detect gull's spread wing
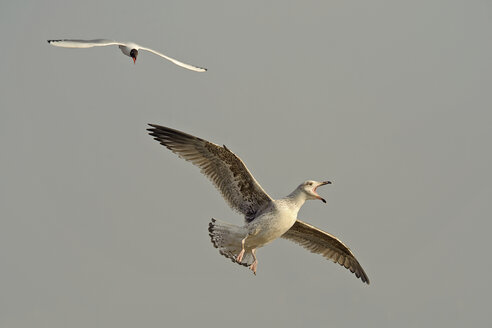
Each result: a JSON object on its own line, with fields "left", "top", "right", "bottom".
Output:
{"left": 139, "top": 46, "right": 207, "bottom": 72}
{"left": 47, "top": 39, "right": 123, "bottom": 48}
{"left": 282, "top": 220, "right": 370, "bottom": 284}
{"left": 148, "top": 124, "right": 272, "bottom": 220}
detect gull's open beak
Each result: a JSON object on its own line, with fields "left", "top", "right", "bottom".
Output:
{"left": 314, "top": 181, "right": 331, "bottom": 203}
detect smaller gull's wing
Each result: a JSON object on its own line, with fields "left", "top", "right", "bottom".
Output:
{"left": 47, "top": 39, "right": 124, "bottom": 48}
{"left": 282, "top": 220, "right": 370, "bottom": 284}
{"left": 147, "top": 124, "right": 272, "bottom": 219}
{"left": 139, "top": 46, "right": 207, "bottom": 72}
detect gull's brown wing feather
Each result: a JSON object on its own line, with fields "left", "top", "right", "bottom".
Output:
{"left": 282, "top": 220, "right": 370, "bottom": 284}
{"left": 148, "top": 124, "right": 272, "bottom": 220}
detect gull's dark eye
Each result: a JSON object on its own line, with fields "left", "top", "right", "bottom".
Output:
{"left": 308, "top": 182, "right": 313, "bottom": 186}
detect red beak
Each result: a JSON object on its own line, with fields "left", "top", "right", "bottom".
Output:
{"left": 133, "top": 57, "right": 136, "bottom": 64}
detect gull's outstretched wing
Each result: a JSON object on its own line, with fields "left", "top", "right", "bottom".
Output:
{"left": 147, "top": 124, "right": 272, "bottom": 220}
{"left": 139, "top": 46, "right": 207, "bottom": 72}
{"left": 47, "top": 39, "right": 124, "bottom": 48}
{"left": 282, "top": 220, "right": 370, "bottom": 284}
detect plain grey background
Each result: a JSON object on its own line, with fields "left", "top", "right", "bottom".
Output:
{"left": 1, "top": 0, "right": 491, "bottom": 327}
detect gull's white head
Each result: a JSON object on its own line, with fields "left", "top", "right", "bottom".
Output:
{"left": 298, "top": 180, "right": 332, "bottom": 203}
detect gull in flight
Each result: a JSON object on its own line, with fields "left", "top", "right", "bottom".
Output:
{"left": 47, "top": 39, "right": 207, "bottom": 72}
{"left": 148, "top": 124, "right": 369, "bottom": 284}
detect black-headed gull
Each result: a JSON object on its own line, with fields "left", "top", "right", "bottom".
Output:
{"left": 47, "top": 39, "right": 207, "bottom": 72}
{"left": 147, "top": 124, "right": 369, "bottom": 284}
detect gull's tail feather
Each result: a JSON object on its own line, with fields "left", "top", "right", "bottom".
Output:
{"left": 208, "top": 218, "right": 253, "bottom": 267}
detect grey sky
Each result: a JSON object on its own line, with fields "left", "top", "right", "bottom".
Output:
{"left": 1, "top": 1, "right": 491, "bottom": 327}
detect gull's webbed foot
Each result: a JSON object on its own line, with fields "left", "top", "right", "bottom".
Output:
{"left": 236, "top": 236, "right": 247, "bottom": 263}
{"left": 249, "top": 260, "right": 258, "bottom": 275}
{"left": 236, "top": 249, "right": 245, "bottom": 263}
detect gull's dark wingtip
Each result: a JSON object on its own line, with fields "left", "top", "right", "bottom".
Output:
{"left": 195, "top": 66, "right": 207, "bottom": 72}
{"left": 356, "top": 266, "right": 370, "bottom": 285}
{"left": 147, "top": 124, "right": 160, "bottom": 138}
{"left": 147, "top": 123, "right": 163, "bottom": 132}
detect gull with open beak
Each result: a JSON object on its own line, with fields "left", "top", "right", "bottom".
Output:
{"left": 311, "top": 180, "right": 332, "bottom": 203}
{"left": 148, "top": 124, "right": 369, "bottom": 284}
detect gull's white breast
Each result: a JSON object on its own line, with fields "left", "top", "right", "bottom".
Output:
{"left": 244, "top": 199, "right": 300, "bottom": 249}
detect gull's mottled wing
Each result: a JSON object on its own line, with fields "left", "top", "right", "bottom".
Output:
{"left": 139, "top": 46, "right": 207, "bottom": 72}
{"left": 147, "top": 124, "right": 272, "bottom": 219}
{"left": 47, "top": 39, "right": 124, "bottom": 48}
{"left": 282, "top": 220, "right": 370, "bottom": 284}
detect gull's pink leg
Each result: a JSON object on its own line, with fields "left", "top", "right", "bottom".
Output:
{"left": 236, "top": 236, "right": 247, "bottom": 263}
{"left": 249, "top": 249, "right": 258, "bottom": 275}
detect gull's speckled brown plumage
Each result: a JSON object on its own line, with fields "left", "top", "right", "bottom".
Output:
{"left": 148, "top": 124, "right": 272, "bottom": 222}
{"left": 282, "top": 220, "right": 369, "bottom": 284}
{"left": 147, "top": 124, "right": 370, "bottom": 284}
